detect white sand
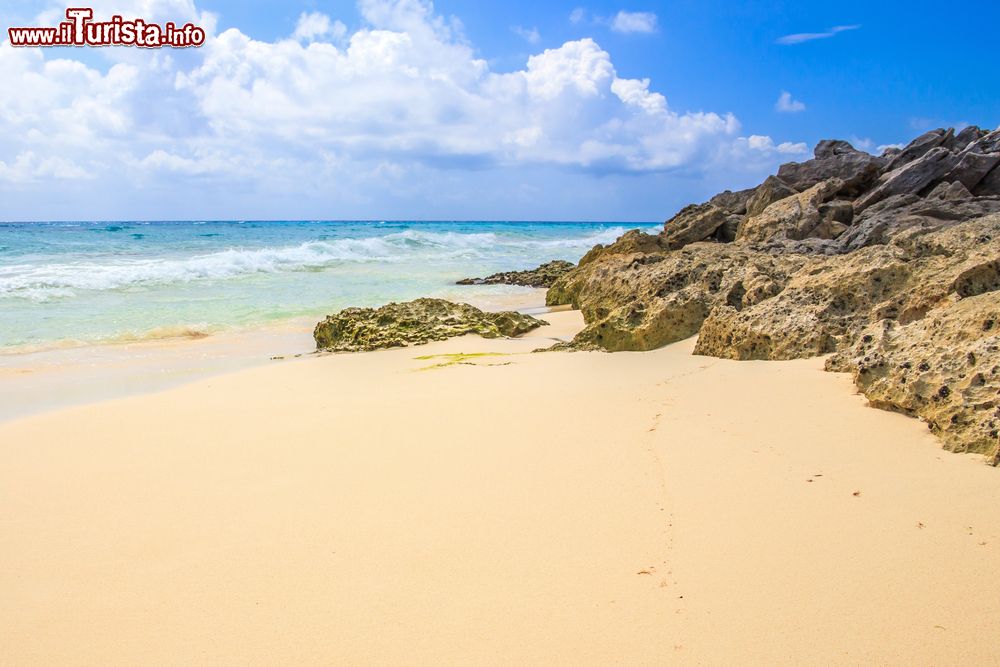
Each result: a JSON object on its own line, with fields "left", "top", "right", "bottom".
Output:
{"left": 1, "top": 310, "right": 998, "bottom": 665}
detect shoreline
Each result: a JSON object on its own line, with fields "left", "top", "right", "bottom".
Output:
{"left": 0, "top": 288, "right": 551, "bottom": 423}
{"left": 2, "top": 311, "right": 998, "bottom": 664}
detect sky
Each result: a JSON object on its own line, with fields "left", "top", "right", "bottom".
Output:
{"left": 1, "top": 0, "right": 998, "bottom": 222}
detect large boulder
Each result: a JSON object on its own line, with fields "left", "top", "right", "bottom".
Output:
{"left": 736, "top": 178, "right": 844, "bottom": 243}
{"left": 837, "top": 194, "right": 1000, "bottom": 252}
{"left": 661, "top": 203, "right": 733, "bottom": 249}
{"left": 975, "top": 165, "right": 1000, "bottom": 196}
{"left": 854, "top": 147, "right": 959, "bottom": 212}
{"left": 456, "top": 260, "right": 575, "bottom": 287}
{"left": 693, "top": 246, "right": 912, "bottom": 359}
{"left": 577, "top": 229, "right": 670, "bottom": 267}
{"left": 313, "top": 298, "right": 546, "bottom": 351}
{"left": 745, "top": 176, "right": 798, "bottom": 217}
{"left": 776, "top": 141, "right": 882, "bottom": 195}
{"left": 883, "top": 128, "right": 952, "bottom": 171}
{"left": 827, "top": 291, "right": 1000, "bottom": 464}
{"left": 550, "top": 244, "right": 804, "bottom": 351}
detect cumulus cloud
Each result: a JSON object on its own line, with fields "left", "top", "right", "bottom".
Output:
{"left": 610, "top": 10, "right": 658, "bottom": 34}
{"left": 569, "top": 7, "right": 586, "bottom": 24}
{"left": 0, "top": 0, "right": 805, "bottom": 218}
{"left": 775, "top": 91, "right": 805, "bottom": 113}
{"left": 293, "top": 12, "right": 348, "bottom": 42}
{"left": 776, "top": 24, "right": 859, "bottom": 45}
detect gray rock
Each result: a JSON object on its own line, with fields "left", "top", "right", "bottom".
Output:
{"left": 927, "top": 181, "right": 974, "bottom": 200}
{"left": 884, "top": 128, "right": 950, "bottom": 171}
{"left": 941, "top": 151, "right": 1000, "bottom": 191}
{"left": 837, "top": 194, "right": 1000, "bottom": 252}
{"left": 662, "top": 203, "right": 730, "bottom": 249}
{"left": 974, "top": 165, "right": 1000, "bottom": 196}
{"left": 708, "top": 187, "right": 757, "bottom": 215}
{"left": 456, "top": 260, "right": 575, "bottom": 287}
{"left": 814, "top": 139, "right": 860, "bottom": 159}
{"left": 777, "top": 142, "right": 882, "bottom": 196}
{"left": 746, "top": 176, "right": 798, "bottom": 217}
{"left": 948, "top": 125, "right": 986, "bottom": 152}
{"left": 855, "top": 147, "right": 959, "bottom": 213}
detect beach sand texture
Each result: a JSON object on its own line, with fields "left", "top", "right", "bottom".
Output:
{"left": 1, "top": 311, "right": 999, "bottom": 665}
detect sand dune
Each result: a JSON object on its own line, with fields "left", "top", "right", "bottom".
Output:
{"left": 1, "top": 310, "right": 998, "bottom": 665}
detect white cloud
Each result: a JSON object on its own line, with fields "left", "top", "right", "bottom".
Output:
{"left": 610, "top": 11, "right": 658, "bottom": 34}
{"left": 0, "top": 0, "right": 805, "bottom": 219}
{"left": 512, "top": 25, "right": 540, "bottom": 44}
{"left": 293, "top": 12, "right": 347, "bottom": 42}
{"left": 776, "top": 24, "right": 859, "bottom": 45}
{"left": 569, "top": 7, "right": 586, "bottom": 24}
{"left": 775, "top": 90, "right": 805, "bottom": 113}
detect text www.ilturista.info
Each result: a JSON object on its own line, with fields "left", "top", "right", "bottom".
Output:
{"left": 8, "top": 8, "right": 205, "bottom": 48}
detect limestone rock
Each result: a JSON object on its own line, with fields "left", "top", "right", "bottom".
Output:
{"left": 837, "top": 195, "right": 1000, "bottom": 252}
{"left": 883, "top": 128, "right": 950, "bottom": 171}
{"left": 662, "top": 203, "right": 731, "bottom": 249}
{"left": 456, "top": 260, "right": 574, "bottom": 288}
{"left": 776, "top": 142, "right": 882, "bottom": 195}
{"left": 827, "top": 292, "right": 1000, "bottom": 464}
{"left": 736, "top": 178, "right": 844, "bottom": 243}
{"left": 854, "top": 147, "right": 959, "bottom": 212}
{"left": 975, "top": 165, "right": 1000, "bottom": 196}
{"left": 708, "top": 187, "right": 757, "bottom": 215}
{"left": 942, "top": 151, "right": 1000, "bottom": 191}
{"left": 313, "top": 298, "right": 546, "bottom": 351}
{"left": 554, "top": 244, "right": 804, "bottom": 351}
{"left": 746, "top": 176, "right": 798, "bottom": 217}
{"left": 577, "top": 229, "right": 670, "bottom": 267}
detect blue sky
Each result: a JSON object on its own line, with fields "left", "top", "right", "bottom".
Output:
{"left": 1, "top": 0, "right": 997, "bottom": 221}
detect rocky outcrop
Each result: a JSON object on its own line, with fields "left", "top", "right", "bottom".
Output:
{"left": 826, "top": 291, "right": 1000, "bottom": 464}
{"left": 314, "top": 298, "right": 546, "bottom": 352}
{"left": 456, "top": 260, "right": 574, "bottom": 288}
{"left": 546, "top": 124, "right": 1000, "bottom": 462}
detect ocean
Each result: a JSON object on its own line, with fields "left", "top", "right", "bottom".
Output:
{"left": 0, "top": 220, "right": 655, "bottom": 353}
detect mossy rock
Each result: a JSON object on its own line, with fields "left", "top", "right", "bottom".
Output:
{"left": 314, "top": 298, "right": 547, "bottom": 352}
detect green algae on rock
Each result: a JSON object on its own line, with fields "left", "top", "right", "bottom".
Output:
{"left": 313, "top": 298, "right": 547, "bottom": 352}
{"left": 456, "top": 260, "right": 575, "bottom": 288}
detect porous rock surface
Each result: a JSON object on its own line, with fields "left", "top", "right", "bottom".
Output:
{"left": 456, "top": 260, "right": 575, "bottom": 288}
{"left": 546, "top": 125, "right": 1000, "bottom": 462}
{"left": 314, "top": 298, "right": 546, "bottom": 352}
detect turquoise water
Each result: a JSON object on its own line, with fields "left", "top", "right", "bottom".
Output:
{"left": 0, "top": 221, "right": 653, "bottom": 351}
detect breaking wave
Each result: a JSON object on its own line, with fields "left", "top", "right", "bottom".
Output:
{"left": 0, "top": 225, "right": 649, "bottom": 301}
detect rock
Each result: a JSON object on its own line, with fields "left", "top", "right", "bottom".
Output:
{"left": 313, "top": 298, "right": 546, "bottom": 351}
{"left": 948, "top": 125, "right": 987, "bottom": 153}
{"left": 578, "top": 229, "right": 670, "bottom": 267}
{"left": 963, "top": 128, "right": 1000, "bottom": 155}
{"left": 883, "top": 128, "right": 950, "bottom": 171}
{"left": 708, "top": 187, "right": 757, "bottom": 215}
{"left": 854, "top": 147, "right": 959, "bottom": 213}
{"left": 941, "top": 151, "right": 1000, "bottom": 191}
{"left": 662, "top": 203, "right": 731, "bottom": 249}
{"left": 746, "top": 176, "right": 798, "bottom": 217}
{"left": 837, "top": 195, "right": 1000, "bottom": 252}
{"left": 456, "top": 260, "right": 575, "bottom": 288}
{"left": 551, "top": 244, "right": 805, "bottom": 351}
{"left": 814, "top": 139, "right": 860, "bottom": 159}
{"left": 776, "top": 142, "right": 882, "bottom": 195}
{"left": 927, "top": 181, "right": 974, "bottom": 200}
{"left": 975, "top": 165, "right": 1000, "bottom": 196}
{"left": 736, "top": 178, "right": 844, "bottom": 244}
{"left": 693, "top": 246, "right": 912, "bottom": 359}
{"left": 826, "top": 291, "right": 1000, "bottom": 464}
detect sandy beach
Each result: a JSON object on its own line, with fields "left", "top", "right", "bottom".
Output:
{"left": 1, "top": 309, "right": 998, "bottom": 665}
